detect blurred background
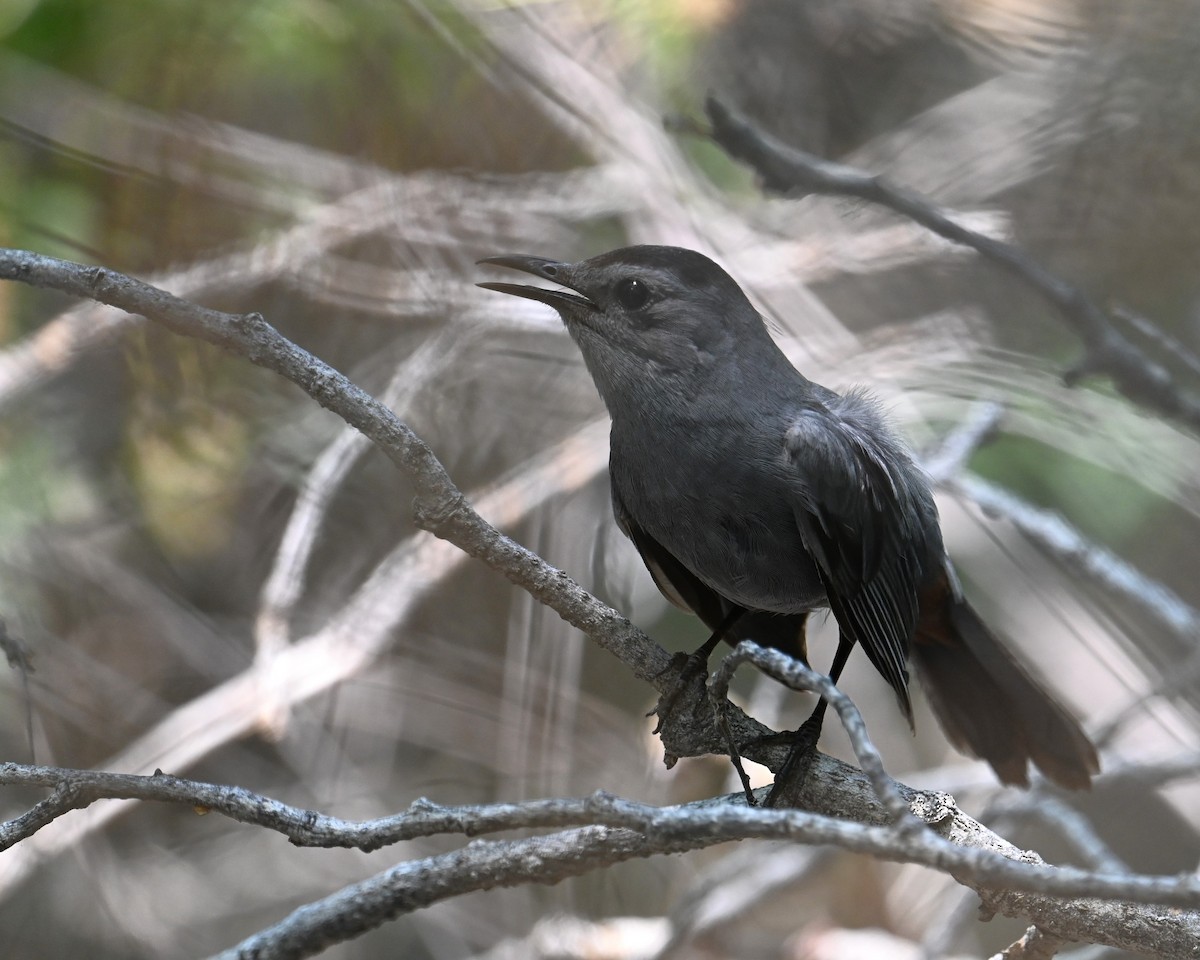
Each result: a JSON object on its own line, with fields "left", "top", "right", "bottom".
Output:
{"left": 1, "top": 0, "right": 1199, "bottom": 957}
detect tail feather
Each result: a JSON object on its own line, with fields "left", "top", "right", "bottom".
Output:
{"left": 912, "top": 571, "right": 1099, "bottom": 789}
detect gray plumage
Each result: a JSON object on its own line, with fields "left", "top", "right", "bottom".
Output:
{"left": 479, "top": 244, "right": 1097, "bottom": 789}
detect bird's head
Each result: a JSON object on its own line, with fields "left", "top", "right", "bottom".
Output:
{"left": 478, "top": 245, "right": 778, "bottom": 413}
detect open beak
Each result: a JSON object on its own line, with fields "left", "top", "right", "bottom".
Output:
{"left": 476, "top": 255, "right": 594, "bottom": 310}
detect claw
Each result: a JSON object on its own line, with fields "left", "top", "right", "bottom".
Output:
{"left": 648, "top": 651, "right": 710, "bottom": 734}
{"left": 764, "top": 715, "right": 825, "bottom": 808}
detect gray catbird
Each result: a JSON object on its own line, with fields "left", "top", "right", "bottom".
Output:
{"left": 479, "top": 244, "right": 1098, "bottom": 794}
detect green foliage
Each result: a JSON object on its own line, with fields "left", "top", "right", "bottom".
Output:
{"left": 3, "top": 0, "right": 493, "bottom": 161}
{"left": 971, "top": 435, "right": 1165, "bottom": 548}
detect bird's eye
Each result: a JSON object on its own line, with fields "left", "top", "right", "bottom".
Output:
{"left": 614, "top": 277, "right": 650, "bottom": 310}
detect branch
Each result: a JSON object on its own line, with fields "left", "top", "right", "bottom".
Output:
{"left": 209, "top": 824, "right": 704, "bottom": 960}
{"left": 250, "top": 327, "right": 464, "bottom": 736}
{"left": 921, "top": 401, "right": 1005, "bottom": 484}
{"left": 5, "top": 761, "right": 1200, "bottom": 959}
{"left": 709, "top": 642, "right": 915, "bottom": 823}
{"left": 700, "top": 95, "right": 1200, "bottom": 433}
{"left": 1002, "top": 795, "right": 1128, "bottom": 875}
{"left": 946, "top": 473, "right": 1200, "bottom": 647}
{"left": 0, "top": 248, "right": 667, "bottom": 685}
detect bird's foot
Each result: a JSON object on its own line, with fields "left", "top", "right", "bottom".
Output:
{"left": 647, "top": 649, "right": 712, "bottom": 735}
{"left": 763, "top": 715, "right": 825, "bottom": 808}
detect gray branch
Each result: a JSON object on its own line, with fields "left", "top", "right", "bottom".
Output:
{"left": 700, "top": 95, "right": 1200, "bottom": 432}
{"left": 3, "top": 760, "right": 1200, "bottom": 959}
{"left": 0, "top": 247, "right": 669, "bottom": 687}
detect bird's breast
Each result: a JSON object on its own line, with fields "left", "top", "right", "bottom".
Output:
{"left": 609, "top": 414, "right": 827, "bottom": 614}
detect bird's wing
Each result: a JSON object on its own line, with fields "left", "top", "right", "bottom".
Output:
{"left": 783, "top": 396, "right": 930, "bottom": 718}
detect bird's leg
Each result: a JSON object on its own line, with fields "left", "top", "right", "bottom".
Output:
{"left": 648, "top": 605, "right": 745, "bottom": 735}
{"left": 764, "top": 634, "right": 855, "bottom": 808}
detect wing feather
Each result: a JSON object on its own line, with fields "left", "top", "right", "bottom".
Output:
{"left": 784, "top": 393, "right": 938, "bottom": 716}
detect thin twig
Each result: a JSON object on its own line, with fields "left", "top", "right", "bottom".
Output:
{"left": 250, "top": 328, "right": 464, "bottom": 737}
{"left": 990, "top": 925, "right": 1068, "bottom": 960}
{"left": 0, "top": 618, "right": 35, "bottom": 763}
{"left": 922, "top": 401, "right": 1005, "bottom": 484}
{"left": 709, "top": 641, "right": 915, "bottom": 823}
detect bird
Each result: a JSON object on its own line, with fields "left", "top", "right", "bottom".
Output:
{"left": 478, "top": 244, "right": 1098, "bottom": 798}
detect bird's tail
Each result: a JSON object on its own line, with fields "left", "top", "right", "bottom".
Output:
{"left": 911, "top": 570, "right": 1099, "bottom": 789}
